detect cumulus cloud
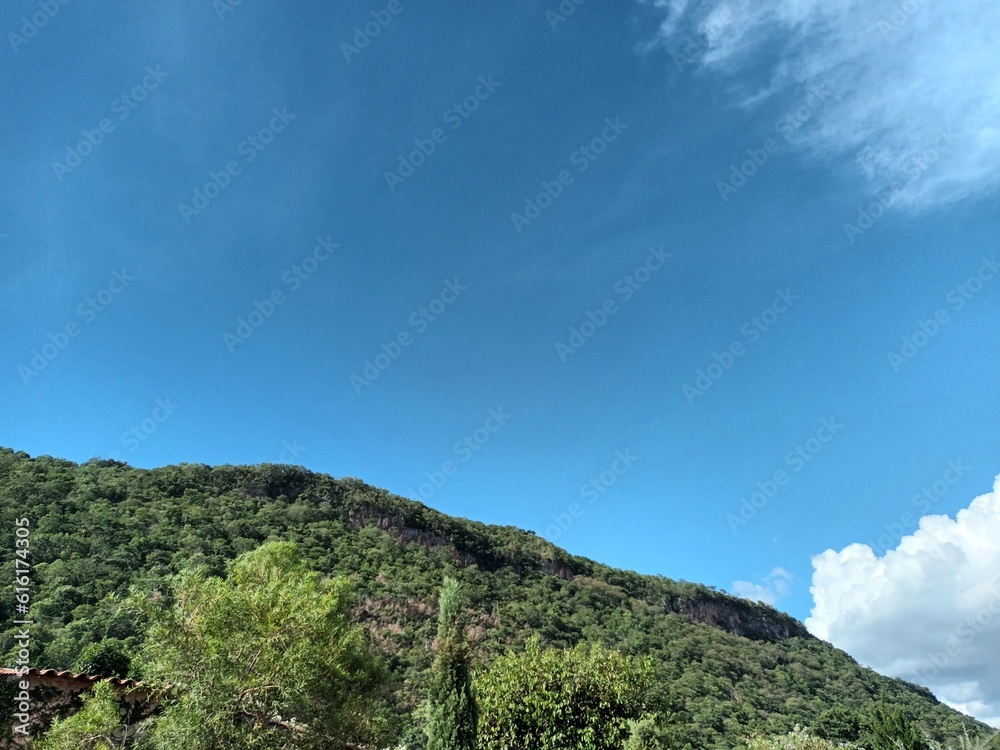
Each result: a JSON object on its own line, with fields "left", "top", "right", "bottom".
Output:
{"left": 733, "top": 567, "right": 793, "bottom": 606}
{"left": 806, "top": 476, "right": 1000, "bottom": 728}
{"left": 646, "top": 0, "right": 1000, "bottom": 208}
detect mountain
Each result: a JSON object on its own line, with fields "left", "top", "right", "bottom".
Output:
{"left": 0, "top": 447, "right": 990, "bottom": 748}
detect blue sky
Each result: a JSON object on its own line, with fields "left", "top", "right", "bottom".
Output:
{"left": 2, "top": 0, "right": 999, "bottom": 723}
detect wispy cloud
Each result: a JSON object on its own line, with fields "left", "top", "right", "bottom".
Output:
{"left": 732, "top": 567, "right": 793, "bottom": 606}
{"left": 807, "top": 476, "right": 1000, "bottom": 728}
{"left": 644, "top": 0, "right": 1000, "bottom": 208}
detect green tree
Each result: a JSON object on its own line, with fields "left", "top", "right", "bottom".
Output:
{"left": 476, "top": 637, "right": 654, "bottom": 750}
{"left": 129, "top": 541, "right": 386, "bottom": 750}
{"left": 867, "top": 703, "right": 930, "bottom": 750}
{"left": 425, "top": 577, "right": 477, "bottom": 750}
{"left": 814, "top": 704, "right": 863, "bottom": 743}
{"left": 73, "top": 639, "right": 134, "bottom": 680}
{"left": 33, "top": 682, "right": 125, "bottom": 750}
{"left": 623, "top": 715, "right": 669, "bottom": 750}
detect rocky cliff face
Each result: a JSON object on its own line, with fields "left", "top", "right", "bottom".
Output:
{"left": 664, "top": 597, "right": 810, "bottom": 640}
{"left": 342, "top": 500, "right": 810, "bottom": 643}
{"left": 215, "top": 469, "right": 811, "bottom": 644}
{"left": 345, "top": 505, "right": 478, "bottom": 567}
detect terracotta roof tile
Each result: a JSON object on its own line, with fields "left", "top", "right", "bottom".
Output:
{"left": 0, "top": 666, "right": 144, "bottom": 690}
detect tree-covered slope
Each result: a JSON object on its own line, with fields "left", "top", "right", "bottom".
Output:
{"left": 0, "top": 448, "right": 990, "bottom": 748}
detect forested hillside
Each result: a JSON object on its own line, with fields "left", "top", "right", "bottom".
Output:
{"left": 0, "top": 448, "right": 990, "bottom": 748}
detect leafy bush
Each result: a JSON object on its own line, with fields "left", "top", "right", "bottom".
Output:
{"left": 623, "top": 714, "right": 670, "bottom": 750}
{"left": 72, "top": 639, "right": 134, "bottom": 680}
{"left": 476, "top": 637, "right": 654, "bottom": 750}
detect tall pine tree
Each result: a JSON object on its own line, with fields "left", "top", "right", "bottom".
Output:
{"left": 425, "top": 577, "right": 478, "bottom": 750}
{"left": 867, "top": 703, "right": 930, "bottom": 750}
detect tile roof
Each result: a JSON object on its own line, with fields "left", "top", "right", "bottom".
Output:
{"left": 0, "top": 667, "right": 144, "bottom": 691}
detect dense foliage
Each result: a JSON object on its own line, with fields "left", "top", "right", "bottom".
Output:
{"left": 867, "top": 704, "right": 931, "bottom": 750}
{"left": 476, "top": 638, "right": 656, "bottom": 749}
{"left": 0, "top": 448, "right": 993, "bottom": 748}
{"left": 623, "top": 715, "right": 672, "bottom": 750}
{"left": 72, "top": 639, "right": 135, "bottom": 680}
{"left": 130, "top": 541, "right": 385, "bottom": 749}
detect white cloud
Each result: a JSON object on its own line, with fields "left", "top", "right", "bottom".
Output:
{"left": 733, "top": 567, "right": 793, "bottom": 605}
{"left": 646, "top": 0, "right": 1000, "bottom": 208}
{"left": 806, "top": 476, "right": 1000, "bottom": 728}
